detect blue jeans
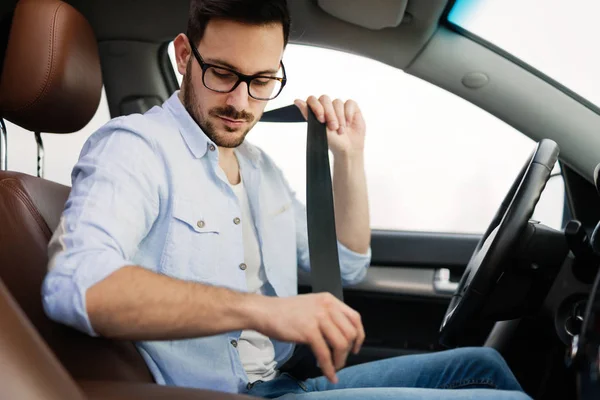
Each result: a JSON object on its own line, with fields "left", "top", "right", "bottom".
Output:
{"left": 246, "top": 347, "right": 531, "bottom": 399}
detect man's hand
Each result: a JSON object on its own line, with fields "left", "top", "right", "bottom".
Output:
{"left": 253, "top": 293, "right": 365, "bottom": 384}
{"left": 294, "top": 95, "right": 371, "bottom": 255}
{"left": 294, "top": 96, "right": 366, "bottom": 159}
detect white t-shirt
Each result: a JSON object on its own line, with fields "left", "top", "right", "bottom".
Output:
{"left": 230, "top": 178, "right": 278, "bottom": 383}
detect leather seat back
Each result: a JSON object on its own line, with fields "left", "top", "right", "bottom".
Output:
{"left": 0, "top": 270, "right": 85, "bottom": 400}
{"left": 0, "top": 0, "right": 153, "bottom": 383}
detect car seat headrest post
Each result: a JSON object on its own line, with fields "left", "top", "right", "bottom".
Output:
{"left": 0, "top": 118, "right": 6, "bottom": 171}
{"left": 34, "top": 131, "right": 44, "bottom": 178}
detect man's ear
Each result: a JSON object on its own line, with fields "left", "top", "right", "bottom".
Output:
{"left": 173, "top": 33, "right": 191, "bottom": 76}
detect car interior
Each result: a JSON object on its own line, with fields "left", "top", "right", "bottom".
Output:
{"left": 0, "top": 0, "right": 600, "bottom": 399}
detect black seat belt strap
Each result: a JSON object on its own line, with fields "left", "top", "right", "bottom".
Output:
{"left": 306, "top": 108, "right": 344, "bottom": 301}
{"left": 278, "top": 108, "right": 344, "bottom": 379}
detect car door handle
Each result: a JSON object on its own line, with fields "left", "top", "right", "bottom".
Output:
{"left": 433, "top": 268, "right": 459, "bottom": 295}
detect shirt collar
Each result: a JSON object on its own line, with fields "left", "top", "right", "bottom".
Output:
{"left": 165, "top": 91, "right": 262, "bottom": 168}
{"left": 164, "top": 91, "right": 211, "bottom": 159}
{"left": 235, "top": 141, "right": 261, "bottom": 169}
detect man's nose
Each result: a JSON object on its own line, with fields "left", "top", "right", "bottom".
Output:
{"left": 226, "top": 81, "right": 250, "bottom": 111}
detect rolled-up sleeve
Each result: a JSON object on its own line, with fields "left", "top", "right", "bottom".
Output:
{"left": 42, "top": 123, "right": 163, "bottom": 336}
{"left": 335, "top": 240, "right": 371, "bottom": 285}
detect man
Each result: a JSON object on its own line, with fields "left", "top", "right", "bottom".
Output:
{"left": 42, "top": 0, "right": 530, "bottom": 398}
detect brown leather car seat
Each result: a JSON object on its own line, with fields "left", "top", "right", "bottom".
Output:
{"left": 0, "top": 2, "right": 258, "bottom": 399}
{"left": 0, "top": 1, "right": 261, "bottom": 398}
{"left": 0, "top": 0, "right": 154, "bottom": 383}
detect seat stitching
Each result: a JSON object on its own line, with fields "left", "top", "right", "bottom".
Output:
{"left": 0, "top": 179, "right": 52, "bottom": 239}
{"left": 11, "top": 3, "right": 63, "bottom": 113}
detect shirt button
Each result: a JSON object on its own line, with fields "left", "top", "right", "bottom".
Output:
{"left": 197, "top": 220, "right": 205, "bottom": 228}
{"left": 230, "top": 339, "right": 238, "bottom": 348}
{"left": 233, "top": 217, "right": 241, "bottom": 225}
{"left": 209, "top": 144, "right": 216, "bottom": 151}
{"left": 239, "top": 263, "right": 247, "bottom": 271}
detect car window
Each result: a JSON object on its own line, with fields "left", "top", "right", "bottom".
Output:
{"left": 448, "top": 0, "right": 600, "bottom": 108}
{"left": 3, "top": 87, "right": 110, "bottom": 186}
{"left": 168, "top": 43, "right": 565, "bottom": 234}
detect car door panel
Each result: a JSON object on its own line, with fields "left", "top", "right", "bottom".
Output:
{"left": 299, "top": 230, "right": 480, "bottom": 364}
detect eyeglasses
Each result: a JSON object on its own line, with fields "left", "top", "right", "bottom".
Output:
{"left": 189, "top": 43, "right": 287, "bottom": 101}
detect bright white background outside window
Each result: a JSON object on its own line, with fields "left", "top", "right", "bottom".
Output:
{"left": 449, "top": 0, "right": 600, "bottom": 107}
{"left": 169, "top": 43, "right": 565, "bottom": 233}
{"left": 1, "top": 36, "right": 566, "bottom": 234}
{"left": 3, "top": 88, "right": 110, "bottom": 186}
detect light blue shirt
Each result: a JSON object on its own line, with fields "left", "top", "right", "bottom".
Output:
{"left": 42, "top": 92, "right": 371, "bottom": 393}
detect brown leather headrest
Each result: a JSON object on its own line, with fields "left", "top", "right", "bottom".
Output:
{"left": 0, "top": 0, "right": 102, "bottom": 134}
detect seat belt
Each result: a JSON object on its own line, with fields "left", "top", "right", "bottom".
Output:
{"left": 259, "top": 104, "right": 306, "bottom": 124}
{"left": 261, "top": 105, "right": 344, "bottom": 299}
{"left": 261, "top": 105, "right": 345, "bottom": 378}
{"left": 305, "top": 108, "right": 344, "bottom": 301}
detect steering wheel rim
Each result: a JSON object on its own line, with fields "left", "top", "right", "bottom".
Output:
{"left": 439, "top": 139, "right": 560, "bottom": 347}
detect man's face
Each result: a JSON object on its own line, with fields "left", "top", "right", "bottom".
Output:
{"left": 181, "top": 19, "right": 284, "bottom": 148}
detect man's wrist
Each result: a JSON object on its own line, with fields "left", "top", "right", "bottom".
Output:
{"left": 239, "top": 292, "right": 271, "bottom": 332}
{"left": 333, "top": 150, "right": 365, "bottom": 172}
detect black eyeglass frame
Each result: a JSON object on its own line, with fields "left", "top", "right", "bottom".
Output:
{"left": 189, "top": 43, "right": 287, "bottom": 101}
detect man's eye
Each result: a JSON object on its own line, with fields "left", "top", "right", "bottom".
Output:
{"left": 253, "top": 79, "right": 271, "bottom": 86}
{"left": 213, "top": 70, "right": 235, "bottom": 79}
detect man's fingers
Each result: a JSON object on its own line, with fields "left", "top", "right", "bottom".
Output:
{"left": 340, "top": 306, "right": 365, "bottom": 354}
{"left": 309, "top": 332, "right": 338, "bottom": 384}
{"left": 353, "top": 319, "right": 365, "bottom": 354}
{"left": 344, "top": 99, "right": 357, "bottom": 119}
{"left": 318, "top": 95, "right": 339, "bottom": 131}
{"left": 320, "top": 317, "right": 350, "bottom": 371}
{"left": 330, "top": 307, "right": 358, "bottom": 347}
{"left": 332, "top": 99, "right": 346, "bottom": 132}
{"left": 329, "top": 309, "right": 357, "bottom": 364}
{"left": 301, "top": 96, "right": 360, "bottom": 133}
{"left": 344, "top": 99, "right": 363, "bottom": 125}
{"left": 294, "top": 99, "right": 308, "bottom": 121}
{"left": 306, "top": 96, "right": 325, "bottom": 123}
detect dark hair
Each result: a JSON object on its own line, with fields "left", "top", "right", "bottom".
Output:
{"left": 187, "top": 0, "right": 290, "bottom": 47}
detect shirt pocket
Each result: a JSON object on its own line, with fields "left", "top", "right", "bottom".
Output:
{"left": 267, "top": 201, "right": 292, "bottom": 219}
{"left": 166, "top": 198, "right": 223, "bottom": 282}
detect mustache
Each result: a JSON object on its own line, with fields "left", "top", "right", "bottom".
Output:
{"left": 209, "top": 106, "right": 254, "bottom": 123}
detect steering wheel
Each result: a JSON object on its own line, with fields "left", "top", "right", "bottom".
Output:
{"left": 439, "top": 139, "right": 559, "bottom": 346}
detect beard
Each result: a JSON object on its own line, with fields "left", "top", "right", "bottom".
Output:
{"left": 182, "top": 61, "right": 257, "bottom": 148}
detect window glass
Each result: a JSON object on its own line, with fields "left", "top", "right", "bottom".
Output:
{"left": 168, "top": 43, "right": 565, "bottom": 233}
{"left": 448, "top": 0, "right": 600, "bottom": 107}
{"left": 3, "top": 87, "right": 111, "bottom": 186}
